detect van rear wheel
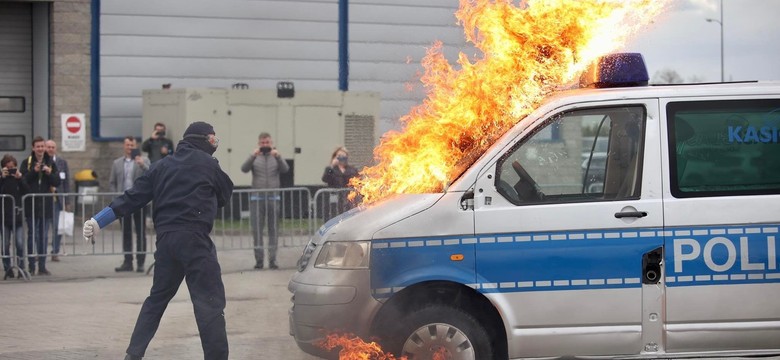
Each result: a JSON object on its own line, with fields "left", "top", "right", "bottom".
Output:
{"left": 392, "top": 305, "right": 493, "bottom": 360}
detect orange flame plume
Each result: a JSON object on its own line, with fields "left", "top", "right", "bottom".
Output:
{"left": 351, "top": 0, "right": 669, "bottom": 205}
{"left": 318, "top": 333, "right": 406, "bottom": 360}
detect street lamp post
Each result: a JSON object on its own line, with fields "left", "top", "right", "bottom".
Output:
{"left": 706, "top": 0, "right": 724, "bottom": 82}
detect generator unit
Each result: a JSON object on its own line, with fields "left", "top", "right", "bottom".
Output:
{"left": 141, "top": 86, "right": 380, "bottom": 188}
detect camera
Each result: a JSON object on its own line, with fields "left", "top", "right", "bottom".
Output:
{"left": 7, "top": 168, "right": 17, "bottom": 175}
{"left": 158, "top": 130, "right": 166, "bottom": 137}
{"left": 130, "top": 149, "right": 141, "bottom": 158}
{"left": 260, "top": 146, "right": 272, "bottom": 155}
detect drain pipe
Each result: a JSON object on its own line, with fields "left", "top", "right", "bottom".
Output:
{"left": 338, "top": 0, "right": 349, "bottom": 91}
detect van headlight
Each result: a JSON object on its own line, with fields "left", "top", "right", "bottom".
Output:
{"left": 314, "top": 241, "right": 371, "bottom": 269}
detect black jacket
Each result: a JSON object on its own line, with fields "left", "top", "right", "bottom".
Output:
{"left": 108, "top": 141, "right": 234, "bottom": 234}
{"left": 19, "top": 152, "right": 60, "bottom": 218}
{"left": 322, "top": 164, "right": 358, "bottom": 188}
{"left": 0, "top": 175, "right": 30, "bottom": 226}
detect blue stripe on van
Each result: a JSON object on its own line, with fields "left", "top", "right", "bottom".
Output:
{"left": 370, "top": 224, "right": 780, "bottom": 297}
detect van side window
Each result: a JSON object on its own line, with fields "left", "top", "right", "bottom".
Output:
{"left": 495, "top": 106, "right": 646, "bottom": 205}
{"left": 668, "top": 99, "right": 780, "bottom": 198}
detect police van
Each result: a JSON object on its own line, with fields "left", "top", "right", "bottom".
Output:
{"left": 288, "top": 53, "right": 780, "bottom": 359}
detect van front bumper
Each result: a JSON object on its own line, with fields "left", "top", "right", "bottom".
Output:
{"left": 288, "top": 268, "right": 383, "bottom": 357}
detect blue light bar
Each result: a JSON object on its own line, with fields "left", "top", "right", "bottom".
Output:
{"left": 579, "top": 53, "right": 649, "bottom": 88}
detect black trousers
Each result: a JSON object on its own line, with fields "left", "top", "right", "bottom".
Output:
{"left": 120, "top": 208, "right": 146, "bottom": 266}
{"left": 126, "top": 231, "right": 228, "bottom": 359}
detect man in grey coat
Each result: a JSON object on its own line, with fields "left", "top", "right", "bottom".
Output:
{"left": 109, "top": 136, "right": 151, "bottom": 272}
{"left": 240, "top": 132, "right": 289, "bottom": 269}
{"left": 46, "top": 139, "right": 70, "bottom": 262}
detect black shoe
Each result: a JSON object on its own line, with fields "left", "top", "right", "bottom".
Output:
{"left": 124, "top": 354, "right": 143, "bottom": 360}
{"left": 136, "top": 265, "right": 145, "bottom": 273}
{"left": 253, "top": 263, "right": 263, "bottom": 270}
{"left": 269, "top": 262, "right": 279, "bottom": 270}
{"left": 38, "top": 269, "right": 51, "bottom": 276}
{"left": 115, "top": 263, "right": 133, "bottom": 272}
{"left": 4, "top": 270, "right": 14, "bottom": 280}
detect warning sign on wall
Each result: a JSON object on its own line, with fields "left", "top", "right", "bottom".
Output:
{"left": 61, "top": 113, "right": 86, "bottom": 152}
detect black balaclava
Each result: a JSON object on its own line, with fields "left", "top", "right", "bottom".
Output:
{"left": 182, "top": 121, "right": 217, "bottom": 155}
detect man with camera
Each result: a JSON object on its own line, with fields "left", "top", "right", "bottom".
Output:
{"left": 240, "top": 132, "right": 289, "bottom": 270}
{"left": 109, "top": 137, "right": 150, "bottom": 272}
{"left": 141, "top": 122, "right": 175, "bottom": 163}
{"left": 20, "top": 136, "right": 60, "bottom": 276}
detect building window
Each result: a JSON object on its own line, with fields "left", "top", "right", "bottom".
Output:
{"left": 0, "top": 97, "right": 25, "bottom": 112}
{"left": 0, "top": 135, "right": 25, "bottom": 151}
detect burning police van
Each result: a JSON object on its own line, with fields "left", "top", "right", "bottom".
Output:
{"left": 289, "top": 53, "right": 780, "bottom": 359}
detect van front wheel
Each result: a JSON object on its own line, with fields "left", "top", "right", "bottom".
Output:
{"left": 392, "top": 305, "right": 493, "bottom": 360}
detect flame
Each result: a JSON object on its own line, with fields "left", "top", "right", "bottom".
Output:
{"left": 318, "top": 333, "right": 406, "bottom": 360}
{"left": 350, "top": 0, "right": 669, "bottom": 205}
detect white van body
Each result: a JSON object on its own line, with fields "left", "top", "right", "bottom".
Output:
{"left": 289, "top": 80, "right": 780, "bottom": 359}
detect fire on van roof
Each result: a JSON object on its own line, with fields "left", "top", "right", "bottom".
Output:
{"left": 349, "top": 0, "right": 669, "bottom": 206}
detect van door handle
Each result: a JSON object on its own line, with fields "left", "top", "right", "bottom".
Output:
{"left": 614, "top": 211, "right": 647, "bottom": 218}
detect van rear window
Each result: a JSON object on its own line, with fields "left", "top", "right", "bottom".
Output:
{"left": 667, "top": 99, "right": 780, "bottom": 198}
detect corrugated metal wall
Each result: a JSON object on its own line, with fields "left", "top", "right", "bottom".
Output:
{"left": 99, "top": 0, "right": 469, "bottom": 138}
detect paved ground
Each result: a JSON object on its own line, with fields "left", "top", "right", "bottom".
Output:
{"left": 0, "top": 241, "right": 320, "bottom": 360}
{"left": 3, "top": 237, "right": 779, "bottom": 360}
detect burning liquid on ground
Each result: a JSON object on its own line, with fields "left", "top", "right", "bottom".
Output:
{"left": 318, "top": 333, "right": 451, "bottom": 360}
{"left": 350, "top": 0, "right": 669, "bottom": 205}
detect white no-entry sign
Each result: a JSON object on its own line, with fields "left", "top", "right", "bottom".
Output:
{"left": 61, "top": 113, "right": 86, "bottom": 151}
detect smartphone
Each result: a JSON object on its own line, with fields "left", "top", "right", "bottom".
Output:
{"left": 130, "top": 149, "right": 141, "bottom": 158}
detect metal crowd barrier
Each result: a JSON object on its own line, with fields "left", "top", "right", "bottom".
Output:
{"left": 1, "top": 194, "right": 28, "bottom": 280}
{"left": 3, "top": 187, "right": 358, "bottom": 278}
{"left": 312, "top": 188, "right": 356, "bottom": 224}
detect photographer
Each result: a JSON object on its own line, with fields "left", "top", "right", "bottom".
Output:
{"left": 1, "top": 155, "right": 29, "bottom": 279}
{"left": 141, "top": 122, "right": 174, "bottom": 163}
{"left": 240, "top": 132, "right": 289, "bottom": 270}
{"left": 20, "top": 136, "right": 60, "bottom": 276}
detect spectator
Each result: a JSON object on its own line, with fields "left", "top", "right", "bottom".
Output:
{"left": 141, "top": 122, "right": 175, "bottom": 163}
{"left": 240, "top": 132, "right": 289, "bottom": 270}
{"left": 46, "top": 139, "right": 70, "bottom": 262}
{"left": 83, "top": 121, "right": 233, "bottom": 360}
{"left": 321, "top": 146, "right": 358, "bottom": 221}
{"left": 109, "top": 136, "right": 150, "bottom": 273}
{"left": 20, "top": 136, "right": 60, "bottom": 276}
{"left": 1, "top": 155, "right": 29, "bottom": 279}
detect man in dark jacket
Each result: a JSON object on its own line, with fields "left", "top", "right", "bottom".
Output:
{"left": 20, "top": 136, "right": 60, "bottom": 276}
{"left": 83, "top": 122, "right": 233, "bottom": 360}
{"left": 141, "top": 122, "right": 175, "bottom": 163}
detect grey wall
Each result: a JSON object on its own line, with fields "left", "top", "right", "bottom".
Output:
{"left": 99, "top": 0, "right": 471, "bottom": 138}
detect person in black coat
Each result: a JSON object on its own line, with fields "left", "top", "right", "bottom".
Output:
{"left": 83, "top": 122, "right": 233, "bottom": 360}
{"left": 1, "top": 155, "right": 29, "bottom": 279}
{"left": 321, "top": 146, "right": 359, "bottom": 221}
{"left": 19, "top": 136, "right": 60, "bottom": 276}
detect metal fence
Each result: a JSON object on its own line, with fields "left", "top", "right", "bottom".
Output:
{"left": 1, "top": 187, "right": 357, "bottom": 279}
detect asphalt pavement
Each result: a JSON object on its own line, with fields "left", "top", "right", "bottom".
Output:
{"left": 0, "top": 241, "right": 319, "bottom": 360}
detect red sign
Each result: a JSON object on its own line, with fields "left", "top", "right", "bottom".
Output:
{"left": 66, "top": 116, "right": 81, "bottom": 134}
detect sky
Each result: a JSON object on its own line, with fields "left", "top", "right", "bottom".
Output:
{"left": 623, "top": 0, "right": 780, "bottom": 83}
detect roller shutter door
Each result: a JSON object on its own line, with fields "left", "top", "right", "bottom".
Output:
{"left": 0, "top": 2, "right": 33, "bottom": 157}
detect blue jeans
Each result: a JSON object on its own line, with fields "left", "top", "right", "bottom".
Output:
{"left": 26, "top": 216, "right": 50, "bottom": 271}
{"left": 2, "top": 224, "right": 24, "bottom": 271}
